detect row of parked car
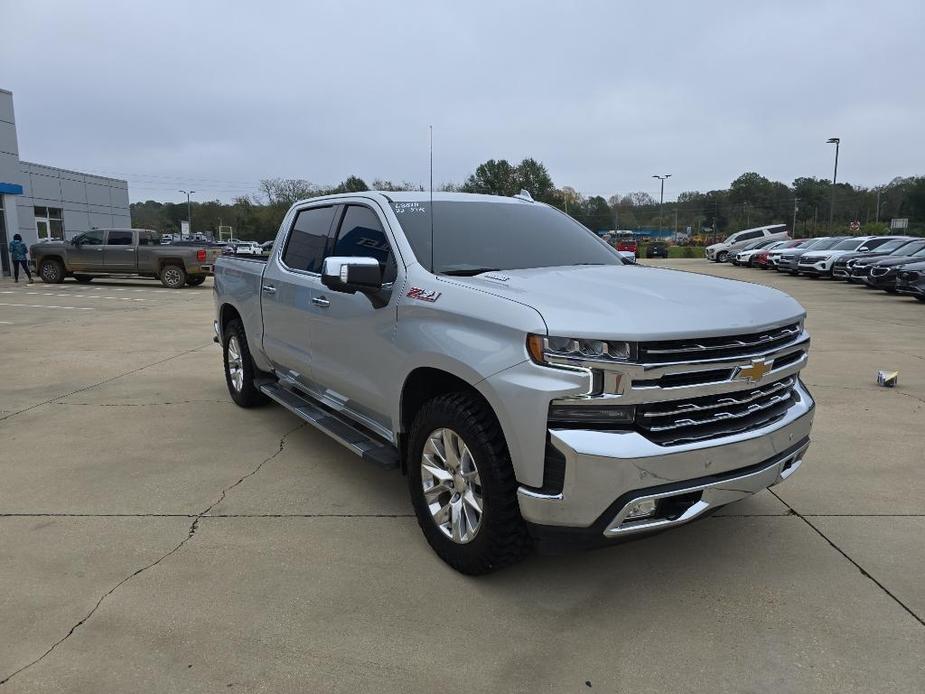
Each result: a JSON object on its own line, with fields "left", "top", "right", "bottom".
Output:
{"left": 719, "top": 234, "right": 925, "bottom": 301}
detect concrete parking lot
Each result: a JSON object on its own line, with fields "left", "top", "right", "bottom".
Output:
{"left": 0, "top": 263, "right": 923, "bottom": 693}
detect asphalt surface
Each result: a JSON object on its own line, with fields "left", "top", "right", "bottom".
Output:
{"left": 0, "top": 263, "right": 923, "bottom": 693}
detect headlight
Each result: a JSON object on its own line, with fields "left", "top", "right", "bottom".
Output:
{"left": 527, "top": 334, "right": 635, "bottom": 365}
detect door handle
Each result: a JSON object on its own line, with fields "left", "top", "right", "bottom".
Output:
{"left": 125, "top": 248, "right": 135, "bottom": 251}
{"left": 262, "top": 285, "right": 277, "bottom": 294}
{"left": 311, "top": 296, "right": 330, "bottom": 308}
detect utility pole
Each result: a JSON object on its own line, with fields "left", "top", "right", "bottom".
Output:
{"left": 179, "top": 189, "right": 196, "bottom": 238}
{"left": 673, "top": 207, "right": 678, "bottom": 236}
{"left": 652, "top": 174, "right": 671, "bottom": 233}
{"left": 875, "top": 187, "right": 881, "bottom": 223}
{"left": 745, "top": 202, "right": 750, "bottom": 226}
{"left": 792, "top": 198, "right": 799, "bottom": 238}
{"left": 826, "top": 137, "right": 840, "bottom": 231}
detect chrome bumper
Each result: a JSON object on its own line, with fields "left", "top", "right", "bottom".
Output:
{"left": 517, "top": 380, "right": 814, "bottom": 531}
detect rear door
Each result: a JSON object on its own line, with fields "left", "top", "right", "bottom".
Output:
{"left": 102, "top": 230, "right": 138, "bottom": 272}
{"left": 68, "top": 230, "right": 106, "bottom": 271}
{"left": 260, "top": 203, "right": 339, "bottom": 384}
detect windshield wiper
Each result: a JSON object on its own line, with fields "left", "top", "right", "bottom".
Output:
{"left": 440, "top": 268, "right": 501, "bottom": 277}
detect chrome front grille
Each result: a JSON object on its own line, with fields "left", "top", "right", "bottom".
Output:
{"left": 636, "top": 377, "right": 797, "bottom": 446}
{"left": 638, "top": 323, "right": 801, "bottom": 364}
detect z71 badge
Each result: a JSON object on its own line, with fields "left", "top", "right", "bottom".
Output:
{"left": 406, "top": 287, "right": 442, "bottom": 303}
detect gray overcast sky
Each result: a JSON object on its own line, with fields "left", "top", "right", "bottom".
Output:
{"left": 2, "top": 0, "right": 923, "bottom": 204}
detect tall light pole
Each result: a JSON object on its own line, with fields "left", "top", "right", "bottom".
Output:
{"left": 179, "top": 189, "right": 195, "bottom": 238}
{"left": 652, "top": 174, "right": 671, "bottom": 233}
{"left": 826, "top": 138, "right": 839, "bottom": 231}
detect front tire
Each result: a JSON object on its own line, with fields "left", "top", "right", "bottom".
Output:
{"left": 223, "top": 319, "right": 268, "bottom": 407}
{"left": 717, "top": 251, "right": 728, "bottom": 263}
{"left": 39, "top": 259, "right": 65, "bottom": 284}
{"left": 186, "top": 275, "right": 206, "bottom": 286}
{"left": 407, "top": 392, "right": 531, "bottom": 575}
{"left": 160, "top": 264, "right": 187, "bottom": 288}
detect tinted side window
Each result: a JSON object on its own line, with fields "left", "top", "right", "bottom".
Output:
{"left": 107, "top": 231, "right": 134, "bottom": 245}
{"left": 75, "top": 230, "right": 106, "bottom": 245}
{"left": 738, "top": 230, "right": 763, "bottom": 241}
{"left": 139, "top": 232, "right": 158, "bottom": 246}
{"left": 333, "top": 205, "right": 396, "bottom": 283}
{"left": 282, "top": 206, "right": 336, "bottom": 272}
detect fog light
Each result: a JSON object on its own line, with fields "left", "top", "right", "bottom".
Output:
{"left": 625, "top": 498, "right": 658, "bottom": 520}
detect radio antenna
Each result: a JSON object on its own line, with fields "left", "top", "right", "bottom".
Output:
{"left": 429, "top": 124, "right": 434, "bottom": 273}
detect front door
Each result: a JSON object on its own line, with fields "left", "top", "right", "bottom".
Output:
{"left": 68, "top": 230, "right": 106, "bottom": 271}
{"left": 102, "top": 230, "right": 138, "bottom": 272}
{"left": 303, "top": 203, "right": 401, "bottom": 434}
{"left": 260, "top": 204, "right": 339, "bottom": 385}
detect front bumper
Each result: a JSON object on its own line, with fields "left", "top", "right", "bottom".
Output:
{"left": 896, "top": 279, "right": 925, "bottom": 297}
{"left": 797, "top": 260, "right": 832, "bottom": 276}
{"left": 517, "top": 380, "right": 814, "bottom": 538}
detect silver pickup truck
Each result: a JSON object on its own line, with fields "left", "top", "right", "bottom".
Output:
{"left": 31, "top": 228, "right": 220, "bottom": 287}
{"left": 214, "top": 192, "right": 815, "bottom": 574}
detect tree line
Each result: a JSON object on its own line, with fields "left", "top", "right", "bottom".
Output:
{"left": 130, "top": 160, "right": 925, "bottom": 242}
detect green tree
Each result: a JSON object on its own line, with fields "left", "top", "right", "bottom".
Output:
{"left": 513, "top": 158, "right": 555, "bottom": 201}
{"left": 462, "top": 159, "right": 517, "bottom": 196}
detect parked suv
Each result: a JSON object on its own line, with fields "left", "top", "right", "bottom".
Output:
{"left": 214, "top": 192, "right": 814, "bottom": 574}
{"left": 705, "top": 224, "right": 789, "bottom": 262}
{"left": 796, "top": 236, "right": 875, "bottom": 278}
{"left": 776, "top": 237, "right": 841, "bottom": 274}
{"left": 834, "top": 237, "right": 916, "bottom": 279}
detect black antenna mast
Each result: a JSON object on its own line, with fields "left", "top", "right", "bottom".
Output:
{"left": 429, "top": 124, "right": 434, "bottom": 273}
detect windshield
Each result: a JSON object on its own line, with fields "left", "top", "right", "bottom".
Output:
{"left": 889, "top": 240, "right": 923, "bottom": 255}
{"left": 389, "top": 200, "right": 623, "bottom": 274}
{"left": 832, "top": 237, "right": 862, "bottom": 250}
{"left": 804, "top": 237, "right": 842, "bottom": 251}
{"left": 873, "top": 238, "right": 909, "bottom": 252}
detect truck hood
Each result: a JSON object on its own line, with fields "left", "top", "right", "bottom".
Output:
{"left": 455, "top": 265, "right": 804, "bottom": 341}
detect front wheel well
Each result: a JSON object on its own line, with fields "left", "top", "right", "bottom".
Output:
{"left": 399, "top": 367, "right": 502, "bottom": 474}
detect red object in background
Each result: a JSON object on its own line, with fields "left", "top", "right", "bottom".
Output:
{"left": 753, "top": 251, "right": 771, "bottom": 268}
{"left": 616, "top": 240, "right": 637, "bottom": 252}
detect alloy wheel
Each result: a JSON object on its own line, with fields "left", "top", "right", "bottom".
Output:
{"left": 226, "top": 336, "right": 244, "bottom": 392}
{"left": 421, "top": 428, "right": 483, "bottom": 544}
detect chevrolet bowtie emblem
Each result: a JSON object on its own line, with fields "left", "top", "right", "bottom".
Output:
{"left": 734, "top": 358, "right": 773, "bottom": 383}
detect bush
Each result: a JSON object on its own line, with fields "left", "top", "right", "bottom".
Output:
{"left": 668, "top": 246, "right": 704, "bottom": 258}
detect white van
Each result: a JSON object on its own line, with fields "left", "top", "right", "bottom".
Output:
{"left": 705, "top": 224, "right": 790, "bottom": 262}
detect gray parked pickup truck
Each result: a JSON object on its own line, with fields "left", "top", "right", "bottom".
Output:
{"left": 214, "top": 191, "right": 815, "bottom": 574}
{"left": 31, "top": 228, "right": 220, "bottom": 287}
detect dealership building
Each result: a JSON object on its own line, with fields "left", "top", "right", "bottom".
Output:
{"left": 0, "top": 88, "right": 131, "bottom": 276}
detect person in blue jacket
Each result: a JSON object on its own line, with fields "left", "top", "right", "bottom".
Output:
{"left": 9, "top": 233, "right": 33, "bottom": 283}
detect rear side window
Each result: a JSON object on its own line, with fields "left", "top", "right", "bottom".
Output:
{"left": 332, "top": 205, "right": 396, "bottom": 283}
{"left": 282, "top": 206, "right": 336, "bottom": 272}
{"left": 107, "top": 231, "right": 134, "bottom": 245}
{"left": 738, "top": 230, "right": 764, "bottom": 241}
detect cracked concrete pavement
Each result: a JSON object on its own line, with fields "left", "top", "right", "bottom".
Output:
{"left": 0, "top": 268, "right": 922, "bottom": 692}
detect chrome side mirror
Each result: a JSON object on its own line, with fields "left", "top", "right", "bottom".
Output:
{"left": 321, "top": 256, "right": 382, "bottom": 294}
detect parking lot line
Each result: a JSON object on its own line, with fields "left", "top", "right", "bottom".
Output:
{"left": 0, "top": 302, "right": 94, "bottom": 310}
{"left": 0, "top": 291, "right": 148, "bottom": 301}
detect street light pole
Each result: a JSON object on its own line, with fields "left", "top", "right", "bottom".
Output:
{"left": 652, "top": 174, "right": 671, "bottom": 233}
{"left": 179, "top": 189, "right": 196, "bottom": 238}
{"left": 826, "top": 138, "right": 840, "bottom": 231}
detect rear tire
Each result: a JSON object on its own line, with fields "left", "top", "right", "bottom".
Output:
{"left": 39, "top": 259, "right": 65, "bottom": 284}
{"left": 160, "top": 264, "right": 187, "bottom": 288}
{"left": 407, "top": 392, "right": 531, "bottom": 575}
{"left": 222, "top": 319, "right": 268, "bottom": 408}
{"left": 74, "top": 274, "right": 93, "bottom": 283}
